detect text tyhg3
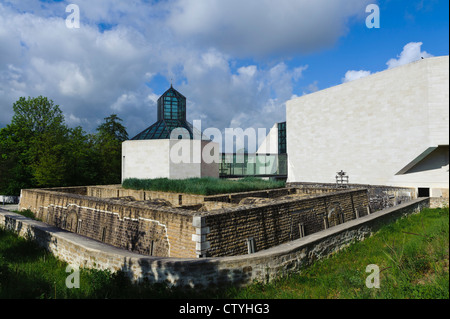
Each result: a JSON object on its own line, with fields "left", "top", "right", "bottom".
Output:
{"left": 179, "top": 303, "right": 270, "bottom": 316}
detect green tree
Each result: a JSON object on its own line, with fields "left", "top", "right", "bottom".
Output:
{"left": 11, "top": 96, "right": 65, "bottom": 135}
{"left": 0, "top": 98, "right": 128, "bottom": 194}
{"left": 65, "top": 127, "right": 99, "bottom": 186}
{"left": 94, "top": 114, "right": 128, "bottom": 185}
{"left": 96, "top": 114, "right": 128, "bottom": 142}
{"left": 0, "top": 96, "right": 69, "bottom": 193}
{"left": 0, "top": 125, "right": 33, "bottom": 195}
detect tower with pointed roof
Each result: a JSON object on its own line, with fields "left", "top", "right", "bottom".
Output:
{"left": 122, "top": 86, "right": 219, "bottom": 181}
{"left": 132, "top": 85, "right": 207, "bottom": 141}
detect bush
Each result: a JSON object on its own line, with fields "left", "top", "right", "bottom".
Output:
{"left": 14, "top": 209, "right": 36, "bottom": 220}
{"left": 122, "top": 177, "right": 285, "bottom": 195}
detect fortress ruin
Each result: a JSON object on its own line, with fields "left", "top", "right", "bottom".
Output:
{"left": 18, "top": 183, "right": 415, "bottom": 259}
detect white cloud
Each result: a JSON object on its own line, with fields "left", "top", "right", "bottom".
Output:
{"left": 293, "top": 65, "right": 309, "bottom": 81}
{"left": 167, "top": 0, "right": 373, "bottom": 57}
{"left": 341, "top": 42, "right": 434, "bottom": 85}
{"left": 0, "top": 3, "right": 157, "bottom": 134}
{"left": 386, "top": 42, "right": 433, "bottom": 69}
{"left": 342, "top": 70, "right": 372, "bottom": 83}
{"left": 0, "top": 0, "right": 377, "bottom": 140}
{"left": 302, "top": 81, "right": 320, "bottom": 95}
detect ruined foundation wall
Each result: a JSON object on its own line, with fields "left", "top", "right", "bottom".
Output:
{"left": 198, "top": 189, "right": 370, "bottom": 257}
{"left": 287, "top": 182, "right": 416, "bottom": 211}
{"left": 19, "top": 188, "right": 198, "bottom": 258}
{"left": 19, "top": 186, "right": 371, "bottom": 259}
{"left": 86, "top": 185, "right": 206, "bottom": 207}
{"left": 2, "top": 198, "right": 430, "bottom": 288}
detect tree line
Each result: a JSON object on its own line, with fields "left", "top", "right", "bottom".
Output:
{"left": 0, "top": 96, "right": 128, "bottom": 195}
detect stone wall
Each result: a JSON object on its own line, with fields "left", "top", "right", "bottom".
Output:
{"left": 1, "top": 198, "right": 430, "bottom": 288}
{"left": 86, "top": 185, "right": 206, "bottom": 207}
{"left": 19, "top": 188, "right": 197, "bottom": 258}
{"left": 287, "top": 182, "right": 415, "bottom": 211}
{"left": 430, "top": 196, "right": 450, "bottom": 208}
{"left": 18, "top": 185, "right": 370, "bottom": 259}
{"left": 198, "top": 188, "right": 369, "bottom": 257}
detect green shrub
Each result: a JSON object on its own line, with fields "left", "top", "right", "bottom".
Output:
{"left": 122, "top": 177, "right": 285, "bottom": 195}
{"left": 14, "top": 209, "right": 36, "bottom": 220}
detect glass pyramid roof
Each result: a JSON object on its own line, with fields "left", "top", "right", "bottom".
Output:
{"left": 131, "top": 86, "right": 210, "bottom": 141}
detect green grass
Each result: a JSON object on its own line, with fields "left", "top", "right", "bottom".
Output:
{"left": 0, "top": 207, "right": 448, "bottom": 299}
{"left": 0, "top": 226, "right": 202, "bottom": 299}
{"left": 13, "top": 209, "right": 37, "bottom": 220}
{"left": 220, "top": 206, "right": 449, "bottom": 299}
{"left": 122, "top": 177, "right": 286, "bottom": 196}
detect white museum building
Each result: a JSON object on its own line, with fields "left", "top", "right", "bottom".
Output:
{"left": 285, "top": 55, "right": 449, "bottom": 197}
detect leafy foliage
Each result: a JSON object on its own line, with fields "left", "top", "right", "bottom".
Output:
{"left": 0, "top": 96, "right": 127, "bottom": 194}
{"left": 94, "top": 115, "right": 128, "bottom": 185}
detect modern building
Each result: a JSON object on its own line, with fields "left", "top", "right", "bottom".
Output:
{"left": 122, "top": 85, "right": 287, "bottom": 181}
{"left": 122, "top": 55, "right": 449, "bottom": 200}
{"left": 121, "top": 85, "right": 220, "bottom": 181}
{"left": 218, "top": 122, "right": 287, "bottom": 178}
{"left": 285, "top": 55, "right": 449, "bottom": 197}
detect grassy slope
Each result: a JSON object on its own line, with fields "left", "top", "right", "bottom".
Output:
{"left": 222, "top": 207, "right": 449, "bottom": 299}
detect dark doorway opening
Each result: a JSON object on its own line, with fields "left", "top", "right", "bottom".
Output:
{"left": 418, "top": 188, "right": 430, "bottom": 197}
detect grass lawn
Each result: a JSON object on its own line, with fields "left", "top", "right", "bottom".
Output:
{"left": 221, "top": 206, "right": 449, "bottom": 299}
{"left": 0, "top": 207, "right": 448, "bottom": 299}
{"left": 122, "top": 177, "right": 286, "bottom": 195}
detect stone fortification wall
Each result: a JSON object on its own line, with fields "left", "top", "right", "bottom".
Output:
{"left": 86, "top": 185, "right": 206, "bottom": 207}
{"left": 1, "top": 198, "right": 430, "bottom": 288}
{"left": 198, "top": 188, "right": 369, "bottom": 257}
{"left": 287, "top": 182, "right": 416, "bottom": 211}
{"left": 18, "top": 185, "right": 371, "bottom": 259}
{"left": 19, "top": 188, "right": 197, "bottom": 258}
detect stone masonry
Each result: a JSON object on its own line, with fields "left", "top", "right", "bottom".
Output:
{"left": 19, "top": 185, "right": 371, "bottom": 258}
{"left": 1, "top": 198, "right": 430, "bottom": 288}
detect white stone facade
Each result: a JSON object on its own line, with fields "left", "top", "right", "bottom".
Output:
{"left": 122, "top": 139, "right": 220, "bottom": 181}
{"left": 257, "top": 123, "right": 279, "bottom": 154}
{"left": 286, "top": 56, "right": 449, "bottom": 195}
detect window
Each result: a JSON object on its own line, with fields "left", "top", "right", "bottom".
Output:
{"left": 278, "top": 122, "right": 287, "bottom": 154}
{"left": 298, "top": 223, "right": 305, "bottom": 238}
{"left": 418, "top": 188, "right": 430, "bottom": 197}
{"left": 77, "top": 220, "right": 82, "bottom": 234}
{"left": 247, "top": 237, "right": 256, "bottom": 254}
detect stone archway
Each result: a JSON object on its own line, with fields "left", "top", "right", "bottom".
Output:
{"left": 327, "top": 203, "right": 344, "bottom": 227}
{"left": 66, "top": 208, "right": 79, "bottom": 233}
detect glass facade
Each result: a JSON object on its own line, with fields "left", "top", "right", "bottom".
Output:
{"left": 157, "top": 86, "right": 187, "bottom": 121}
{"left": 219, "top": 153, "right": 287, "bottom": 177}
{"left": 219, "top": 121, "right": 288, "bottom": 178}
{"left": 278, "top": 122, "right": 287, "bottom": 154}
{"left": 132, "top": 86, "right": 207, "bottom": 140}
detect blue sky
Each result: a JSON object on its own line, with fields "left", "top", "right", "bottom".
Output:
{"left": 292, "top": 0, "right": 449, "bottom": 92}
{"left": 0, "top": 0, "right": 448, "bottom": 148}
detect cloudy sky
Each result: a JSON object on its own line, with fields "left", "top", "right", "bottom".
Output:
{"left": 0, "top": 0, "right": 448, "bottom": 150}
